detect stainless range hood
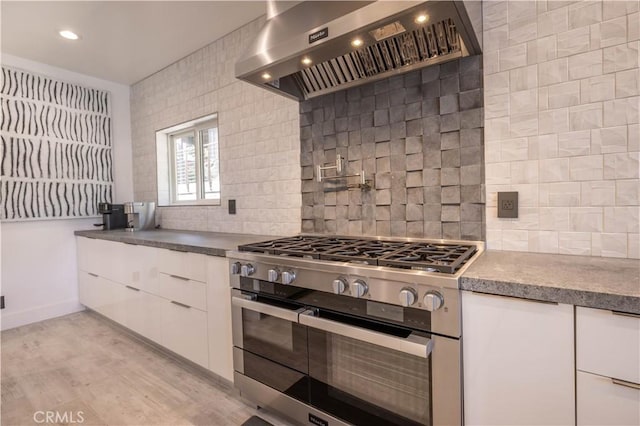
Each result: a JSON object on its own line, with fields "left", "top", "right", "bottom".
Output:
{"left": 235, "top": 1, "right": 482, "bottom": 101}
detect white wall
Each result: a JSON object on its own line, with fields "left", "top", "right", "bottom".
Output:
{"left": 483, "top": 0, "right": 639, "bottom": 259}
{"left": 0, "top": 54, "right": 133, "bottom": 330}
{"left": 130, "top": 17, "right": 301, "bottom": 236}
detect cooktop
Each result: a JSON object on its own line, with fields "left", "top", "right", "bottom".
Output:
{"left": 238, "top": 235, "right": 478, "bottom": 274}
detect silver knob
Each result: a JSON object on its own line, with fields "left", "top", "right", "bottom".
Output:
{"left": 282, "top": 270, "right": 296, "bottom": 285}
{"left": 230, "top": 262, "right": 241, "bottom": 275}
{"left": 268, "top": 269, "right": 280, "bottom": 282}
{"left": 423, "top": 291, "right": 444, "bottom": 311}
{"left": 351, "top": 279, "right": 368, "bottom": 298}
{"left": 332, "top": 278, "right": 348, "bottom": 294}
{"left": 240, "top": 264, "right": 255, "bottom": 277}
{"left": 399, "top": 287, "right": 418, "bottom": 307}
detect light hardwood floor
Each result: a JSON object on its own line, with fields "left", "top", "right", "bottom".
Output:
{"left": 1, "top": 311, "right": 291, "bottom": 426}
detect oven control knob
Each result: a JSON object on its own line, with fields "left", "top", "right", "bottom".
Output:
{"left": 399, "top": 287, "right": 418, "bottom": 307}
{"left": 423, "top": 291, "right": 444, "bottom": 311}
{"left": 230, "top": 262, "right": 241, "bottom": 275}
{"left": 240, "top": 264, "right": 255, "bottom": 277}
{"left": 282, "top": 270, "right": 296, "bottom": 285}
{"left": 267, "top": 269, "right": 280, "bottom": 282}
{"left": 332, "top": 278, "right": 348, "bottom": 294}
{"left": 351, "top": 280, "right": 368, "bottom": 298}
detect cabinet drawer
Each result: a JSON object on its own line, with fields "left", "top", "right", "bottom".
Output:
{"left": 577, "top": 370, "right": 640, "bottom": 426}
{"left": 122, "top": 285, "right": 163, "bottom": 344}
{"left": 131, "top": 244, "right": 158, "bottom": 292}
{"left": 78, "top": 270, "right": 102, "bottom": 311}
{"left": 576, "top": 307, "right": 640, "bottom": 383}
{"left": 157, "top": 249, "right": 206, "bottom": 282}
{"left": 77, "top": 237, "right": 137, "bottom": 285}
{"left": 161, "top": 300, "right": 208, "bottom": 368}
{"left": 152, "top": 273, "right": 207, "bottom": 311}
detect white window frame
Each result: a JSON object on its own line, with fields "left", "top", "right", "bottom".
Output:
{"left": 156, "top": 114, "right": 220, "bottom": 206}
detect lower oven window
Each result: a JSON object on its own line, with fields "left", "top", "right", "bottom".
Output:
{"left": 308, "top": 328, "right": 432, "bottom": 426}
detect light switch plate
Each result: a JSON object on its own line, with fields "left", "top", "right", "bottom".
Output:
{"left": 498, "top": 192, "right": 518, "bottom": 218}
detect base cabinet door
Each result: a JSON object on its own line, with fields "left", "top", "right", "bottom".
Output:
{"left": 206, "top": 256, "right": 233, "bottom": 381}
{"left": 123, "top": 286, "right": 163, "bottom": 344}
{"left": 79, "top": 272, "right": 119, "bottom": 319}
{"left": 161, "top": 300, "right": 208, "bottom": 368}
{"left": 577, "top": 371, "right": 640, "bottom": 426}
{"left": 462, "top": 291, "right": 575, "bottom": 426}
{"left": 78, "top": 271, "right": 102, "bottom": 311}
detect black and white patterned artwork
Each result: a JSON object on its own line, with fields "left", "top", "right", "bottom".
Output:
{"left": 0, "top": 66, "right": 113, "bottom": 220}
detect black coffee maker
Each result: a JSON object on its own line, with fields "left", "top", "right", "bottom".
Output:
{"left": 95, "top": 203, "right": 128, "bottom": 230}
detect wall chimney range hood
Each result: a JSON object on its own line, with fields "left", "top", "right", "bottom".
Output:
{"left": 235, "top": 1, "right": 482, "bottom": 101}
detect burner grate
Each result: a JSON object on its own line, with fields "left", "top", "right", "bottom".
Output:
{"left": 238, "top": 236, "right": 477, "bottom": 274}
{"left": 319, "top": 241, "right": 411, "bottom": 265}
{"left": 378, "top": 243, "right": 477, "bottom": 273}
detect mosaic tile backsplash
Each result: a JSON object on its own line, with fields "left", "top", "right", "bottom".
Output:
{"left": 300, "top": 56, "right": 485, "bottom": 240}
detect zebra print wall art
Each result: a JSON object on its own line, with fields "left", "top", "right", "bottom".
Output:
{"left": 0, "top": 66, "right": 113, "bottom": 220}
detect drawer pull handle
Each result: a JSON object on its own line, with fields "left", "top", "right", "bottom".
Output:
{"left": 88, "top": 273, "right": 99, "bottom": 278}
{"left": 612, "top": 311, "right": 640, "bottom": 319}
{"left": 169, "top": 248, "right": 188, "bottom": 253}
{"left": 169, "top": 274, "right": 190, "bottom": 281}
{"left": 171, "top": 301, "right": 191, "bottom": 309}
{"left": 612, "top": 378, "right": 640, "bottom": 390}
{"left": 125, "top": 285, "right": 140, "bottom": 292}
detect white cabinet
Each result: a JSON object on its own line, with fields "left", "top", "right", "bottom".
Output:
{"left": 577, "top": 371, "right": 640, "bottom": 426}
{"left": 78, "top": 270, "right": 109, "bottom": 314}
{"left": 161, "top": 300, "right": 209, "bottom": 368}
{"left": 76, "top": 237, "right": 136, "bottom": 285}
{"left": 462, "top": 291, "right": 575, "bottom": 426}
{"left": 576, "top": 307, "right": 640, "bottom": 426}
{"left": 123, "top": 285, "right": 163, "bottom": 344}
{"left": 76, "top": 237, "right": 213, "bottom": 372}
{"left": 132, "top": 244, "right": 158, "bottom": 292}
{"left": 154, "top": 273, "right": 207, "bottom": 311}
{"left": 206, "top": 256, "right": 233, "bottom": 382}
{"left": 576, "top": 307, "right": 640, "bottom": 384}
{"left": 157, "top": 248, "right": 207, "bottom": 282}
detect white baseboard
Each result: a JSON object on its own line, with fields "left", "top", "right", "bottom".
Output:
{"left": 0, "top": 299, "right": 85, "bottom": 331}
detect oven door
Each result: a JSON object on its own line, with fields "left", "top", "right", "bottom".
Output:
{"left": 231, "top": 290, "right": 309, "bottom": 402}
{"left": 300, "top": 310, "right": 461, "bottom": 426}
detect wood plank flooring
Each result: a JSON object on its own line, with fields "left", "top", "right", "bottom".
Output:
{"left": 1, "top": 311, "right": 292, "bottom": 426}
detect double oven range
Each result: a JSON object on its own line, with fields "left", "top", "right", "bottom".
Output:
{"left": 228, "top": 235, "right": 483, "bottom": 426}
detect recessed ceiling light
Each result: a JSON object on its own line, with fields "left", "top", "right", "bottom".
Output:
{"left": 415, "top": 14, "right": 428, "bottom": 24}
{"left": 351, "top": 38, "right": 363, "bottom": 47}
{"left": 261, "top": 72, "right": 272, "bottom": 80}
{"left": 59, "top": 30, "right": 79, "bottom": 40}
{"left": 301, "top": 57, "right": 312, "bottom": 66}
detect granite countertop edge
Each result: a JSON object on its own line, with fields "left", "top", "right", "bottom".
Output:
{"left": 73, "top": 229, "right": 271, "bottom": 257}
{"left": 460, "top": 277, "right": 640, "bottom": 315}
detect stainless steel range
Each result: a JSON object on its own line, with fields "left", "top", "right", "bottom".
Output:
{"left": 228, "top": 235, "right": 484, "bottom": 426}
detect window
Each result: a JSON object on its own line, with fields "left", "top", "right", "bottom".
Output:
{"left": 156, "top": 114, "right": 220, "bottom": 206}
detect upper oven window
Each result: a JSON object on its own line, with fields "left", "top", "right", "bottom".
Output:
{"left": 235, "top": 296, "right": 309, "bottom": 375}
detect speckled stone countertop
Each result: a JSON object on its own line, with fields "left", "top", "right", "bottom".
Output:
{"left": 74, "top": 229, "right": 274, "bottom": 257}
{"left": 461, "top": 250, "right": 640, "bottom": 314}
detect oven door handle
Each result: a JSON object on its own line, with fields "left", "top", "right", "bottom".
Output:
{"left": 231, "top": 296, "right": 301, "bottom": 323}
{"left": 299, "top": 311, "right": 433, "bottom": 359}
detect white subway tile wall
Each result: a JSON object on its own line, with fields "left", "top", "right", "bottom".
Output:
{"left": 130, "top": 18, "right": 301, "bottom": 236}
{"left": 484, "top": 0, "right": 639, "bottom": 258}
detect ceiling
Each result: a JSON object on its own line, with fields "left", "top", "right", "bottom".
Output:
{"left": 0, "top": 1, "right": 270, "bottom": 85}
